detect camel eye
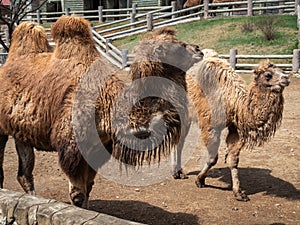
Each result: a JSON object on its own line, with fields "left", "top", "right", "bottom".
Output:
{"left": 265, "top": 73, "right": 272, "bottom": 81}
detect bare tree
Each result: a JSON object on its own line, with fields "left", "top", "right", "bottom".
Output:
{"left": 0, "top": 0, "right": 47, "bottom": 51}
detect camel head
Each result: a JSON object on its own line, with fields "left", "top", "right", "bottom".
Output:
{"left": 9, "top": 21, "right": 52, "bottom": 57}
{"left": 253, "top": 60, "right": 290, "bottom": 92}
{"left": 131, "top": 27, "right": 203, "bottom": 81}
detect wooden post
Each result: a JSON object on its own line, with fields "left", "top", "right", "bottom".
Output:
{"left": 132, "top": 3, "right": 137, "bottom": 15}
{"left": 247, "top": 0, "right": 253, "bottom": 16}
{"left": 122, "top": 49, "right": 128, "bottom": 69}
{"left": 147, "top": 13, "right": 153, "bottom": 31}
{"left": 204, "top": 0, "right": 209, "bottom": 19}
{"left": 4, "top": 29, "right": 9, "bottom": 47}
{"left": 36, "top": 9, "right": 41, "bottom": 24}
{"left": 98, "top": 6, "right": 103, "bottom": 22}
{"left": 65, "top": 8, "right": 70, "bottom": 16}
{"left": 292, "top": 49, "right": 300, "bottom": 72}
{"left": 279, "top": 1, "right": 284, "bottom": 14}
{"left": 105, "top": 39, "right": 112, "bottom": 53}
{"left": 230, "top": 49, "right": 237, "bottom": 70}
{"left": 295, "top": 0, "right": 300, "bottom": 15}
{"left": 171, "top": 1, "right": 176, "bottom": 19}
{"left": 131, "top": 13, "right": 136, "bottom": 29}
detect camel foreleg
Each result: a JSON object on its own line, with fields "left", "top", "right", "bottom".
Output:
{"left": 172, "top": 139, "right": 188, "bottom": 179}
{"left": 15, "top": 141, "right": 35, "bottom": 195}
{"left": 226, "top": 126, "right": 249, "bottom": 201}
{"left": 67, "top": 161, "right": 96, "bottom": 209}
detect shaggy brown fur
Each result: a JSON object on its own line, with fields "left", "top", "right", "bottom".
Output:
{"left": 187, "top": 58, "right": 290, "bottom": 201}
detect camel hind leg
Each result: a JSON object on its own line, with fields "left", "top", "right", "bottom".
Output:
{"left": 226, "top": 125, "right": 249, "bottom": 201}
{"left": 0, "top": 135, "right": 8, "bottom": 188}
{"left": 196, "top": 128, "right": 220, "bottom": 187}
{"left": 15, "top": 141, "right": 35, "bottom": 195}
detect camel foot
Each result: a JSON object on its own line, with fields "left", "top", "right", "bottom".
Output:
{"left": 172, "top": 169, "right": 188, "bottom": 179}
{"left": 70, "top": 192, "right": 86, "bottom": 208}
{"left": 234, "top": 190, "right": 250, "bottom": 202}
{"left": 195, "top": 177, "right": 206, "bottom": 188}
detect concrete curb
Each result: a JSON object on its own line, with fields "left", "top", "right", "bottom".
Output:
{"left": 0, "top": 189, "right": 144, "bottom": 225}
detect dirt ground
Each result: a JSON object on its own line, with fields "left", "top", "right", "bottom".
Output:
{"left": 2, "top": 76, "right": 300, "bottom": 225}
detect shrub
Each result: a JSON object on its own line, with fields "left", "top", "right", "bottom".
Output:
{"left": 256, "top": 16, "right": 277, "bottom": 41}
{"left": 241, "top": 19, "right": 254, "bottom": 33}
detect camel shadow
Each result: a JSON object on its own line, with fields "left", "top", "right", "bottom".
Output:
{"left": 89, "top": 199, "right": 200, "bottom": 225}
{"left": 188, "top": 167, "right": 300, "bottom": 200}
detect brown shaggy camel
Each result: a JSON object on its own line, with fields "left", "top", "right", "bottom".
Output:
{"left": 0, "top": 16, "right": 121, "bottom": 208}
{"left": 115, "top": 27, "right": 203, "bottom": 178}
{"left": 187, "top": 58, "right": 290, "bottom": 201}
{"left": 0, "top": 18, "right": 202, "bottom": 208}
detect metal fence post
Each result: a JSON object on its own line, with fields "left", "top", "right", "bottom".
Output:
{"left": 36, "top": 9, "right": 41, "bottom": 24}
{"left": 122, "top": 49, "right": 128, "bottom": 69}
{"left": 230, "top": 49, "right": 237, "bottom": 70}
{"left": 204, "top": 0, "right": 209, "bottom": 19}
{"left": 247, "top": 0, "right": 253, "bottom": 16}
{"left": 292, "top": 49, "right": 300, "bottom": 72}
{"left": 98, "top": 6, "right": 103, "bottom": 22}
{"left": 171, "top": 1, "right": 176, "bottom": 19}
{"left": 147, "top": 13, "right": 153, "bottom": 31}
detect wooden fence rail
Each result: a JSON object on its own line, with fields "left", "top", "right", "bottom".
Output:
{"left": 124, "top": 49, "right": 299, "bottom": 73}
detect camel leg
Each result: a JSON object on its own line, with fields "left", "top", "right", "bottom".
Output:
{"left": 0, "top": 135, "right": 8, "bottom": 188}
{"left": 67, "top": 160, "right": 96, "bottom": 209}
{"left": 172, "top": 139, "right": 188, "bottom": 179}
{"left": 15, "top": 141, "right": 35, "bottom": 195}
{"left": 68, "top": 160, "right": 88, "bottom": 208}
{"left": 226, "top": 126, "right": 249, "bottom": 201}
{"left": 86, "top": 166, "right": 97, "bottom": 208}
{"left": 196, "top": 128, "right": 220, "bottom": 188}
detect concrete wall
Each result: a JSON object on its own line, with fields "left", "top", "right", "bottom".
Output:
{"left": 0, "top": 189, "right": 144, "bottom": 225}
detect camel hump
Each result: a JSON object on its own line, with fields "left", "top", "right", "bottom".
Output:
{"left": 51, "top": 15, "right": 92, "bottom": 42}
{"left": 153, "top": 27, "right": 176, "bottom": 37}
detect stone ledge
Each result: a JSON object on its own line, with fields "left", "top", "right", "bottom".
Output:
{"left": 0, "top": 189, "right": 144, "bottom": 225}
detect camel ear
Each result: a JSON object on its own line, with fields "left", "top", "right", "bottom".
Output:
{"left": 253, "top": 66, "right": 261, "bottom": 79}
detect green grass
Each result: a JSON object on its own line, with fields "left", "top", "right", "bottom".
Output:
{"left": 114, "top": 15, "right": 298, "bottom": 57}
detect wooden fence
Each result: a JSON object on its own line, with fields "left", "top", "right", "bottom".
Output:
{"left": 1, "top": 0, "right": 299, "bottom": 72}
